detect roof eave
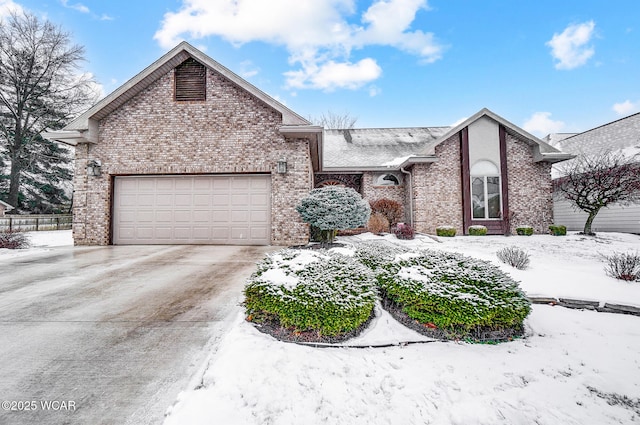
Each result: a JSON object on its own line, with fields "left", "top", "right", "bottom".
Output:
{"left": 41, "top": 130, "right": 95, "bottom": 146}
{"left": 534, "top": 152, "right": 576, "bottom": 163}
{"left": 280, "top": 125, "right": 324, "bottom": 172}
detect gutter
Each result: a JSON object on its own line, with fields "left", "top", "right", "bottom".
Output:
{"left": 400, "top": 166, "right": 413, "bottom": 227}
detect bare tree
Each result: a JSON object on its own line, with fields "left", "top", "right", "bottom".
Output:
{"left": 309, "top": 110, "right": 358, "bottom": 129}
{"left": 0, "top": 10, "right": 97, "bottom": 210}
{"left": 556, "top": 150, "right": 640, "bottom": 235}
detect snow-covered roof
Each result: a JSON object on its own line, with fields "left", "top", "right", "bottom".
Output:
{"left": 0, "top": 200, "right": 14, "bottom": 211}
{"left": 322, "top": 108, "right": 573, "bottom": 170}
{"left": 323, "top": 127, "right": 449, "bottom": 170}
{"left": 554, "top": 112, "right": 640, "bottom": 159}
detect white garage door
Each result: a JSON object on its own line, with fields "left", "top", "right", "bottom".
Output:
{"left": 113, "top": 175, "right": 271, "bottom": 245}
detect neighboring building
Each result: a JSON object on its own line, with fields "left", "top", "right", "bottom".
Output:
{"left": 552, "top": 112, "right": 640, "bottom": 234}
{"left": 0, "top": 200, "right": 14, "bottom": 216}
{"left": 44, "top": 42, "right": 572, "bottom": 246}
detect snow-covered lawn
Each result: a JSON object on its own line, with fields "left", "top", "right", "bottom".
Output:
{"left": 0, "top": 229, "right": 72, "bottom": 259}
{"left": 3, "top": 230, "right": 640, "bottom": 423}
{"left": 165, "top": 232, "right": 640, "bottom": 425}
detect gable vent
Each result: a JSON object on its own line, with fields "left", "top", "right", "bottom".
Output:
{"left": 174, "top": 58, "right": 206, "bottom": 101}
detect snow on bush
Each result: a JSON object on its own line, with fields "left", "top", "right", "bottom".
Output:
{"left": 296, "top": 186, "right": 371, "bottom": 243}
{"left": 436, "top": 226, "right": 456, "bottom": 237}
{"left": 376, "top": 249, "right": 531, "bottom": 341}
{"left": 497, "top": 246, "right": 531, "bottom": 270}
{"left": 0, "top": 230, "right": 30, "bottom": 249}
{"left": 468, "top": 225, "right": 487, "bottom": 236}
{"left": 515, "top": 226, "right": 534, "bottom": 236}
{"left": 244, "top": 249, "right": 377, "bottom": 337}
{"left": 354, "top": 240, "right": 410, "bottom": 271}
{"left": 603, "top": 251, "right": 640, "bottom": 282}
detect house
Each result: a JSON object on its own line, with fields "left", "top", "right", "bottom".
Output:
{"left": 550, "top": 112, "right": 640, "bottom": 234}
{"left": 0, "top": 200, "right": 14, "bottom": 216}
{"left": 43, "top": 42, "right": 572, "bottom": 246}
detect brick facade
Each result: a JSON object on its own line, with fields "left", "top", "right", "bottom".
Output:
{"left": 412, "top": 134, "right": 464, "bottom": 234}
{"left": 505, "top": 134, "right": 554, "bottom": 234}
{"left": 72, "top": 67, "right": 312, "bottom": 246}
{"left": 407, "top": 132, "right": 554, "bottom": 235}
{"left": 361, "top": 171, "right": 407, "bottom": 221}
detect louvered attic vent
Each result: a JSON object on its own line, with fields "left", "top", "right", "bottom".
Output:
{"left": 174, "top": 58, "right": 206, "bottom": 101}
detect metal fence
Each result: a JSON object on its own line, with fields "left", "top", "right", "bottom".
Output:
{"left": 0, "top": 214, "right": 72, "bottom": 232}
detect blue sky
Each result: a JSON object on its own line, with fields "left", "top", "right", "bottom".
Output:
{"left": 2, "top": 0, "right": 640, "bottom": 136}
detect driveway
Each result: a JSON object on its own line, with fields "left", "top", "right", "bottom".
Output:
{"left": 0, "top": 244, "right": 273, "bottom": 425}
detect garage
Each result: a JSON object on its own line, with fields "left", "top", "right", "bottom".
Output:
{"left": 113, "top": 175, "right": 271, "bottom": 245}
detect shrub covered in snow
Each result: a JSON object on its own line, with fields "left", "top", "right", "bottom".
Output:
{"left": 244, "top": 249, "right": 377, "bottom": 337}
{"left": 549, "top": 225, "right": 567, "bottom": 236}
{"left": 468, "top": 225, "right": 487, "bottom": 236}
{"left": 296, "top": 187, "right": 371, "bottom": 243}
{"left": 436, "top": 226, "right": 456, "bottom": 237}
{"left": 354, "top": 240, "right": 410, "bottom": 271}
{"left": 0, "top": 230, "right": 30, "bottom": 249}
{"left": 515, "top": 226, "right": 534, "bottom": 236}
{"left": 497, "top": 246, "right": 530, "bottom": 270}
{"left": 603, "top": 251, "right": 640, "bottom": 282}
{"left": 376, "top": 249, "right": 530, "bottom": 341}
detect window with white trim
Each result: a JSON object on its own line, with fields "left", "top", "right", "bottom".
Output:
{"left": 471, "top": 160, "right": 501, "bottom": 219}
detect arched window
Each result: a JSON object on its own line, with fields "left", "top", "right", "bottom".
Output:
{"left": 470, "top": 160, "right": 501, "bottom": 219}
{"left": 374, "top": 173, "right": 402, "bottom": 186}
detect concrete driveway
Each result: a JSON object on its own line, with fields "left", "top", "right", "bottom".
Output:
{"left": 0, "top": 244, "right": 273, "bottom": 425}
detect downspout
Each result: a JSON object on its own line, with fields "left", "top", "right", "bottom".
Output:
{"left": 400, "top": 166, "right": 413, "bottom": 227}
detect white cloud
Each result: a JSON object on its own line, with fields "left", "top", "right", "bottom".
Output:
{"left": 546, "top": 21, "right": 596, "bottom": 70}
{"left": 368, "top": 85, "right": 381, "bottom": 97}
{"left": 0, "top": 0, "right": 23, "bottom": 17}
{"left": 612, "top": 100, "right": 640, "bottom": 116}
{"left": 284, "top": 58, "right": 382, "bottom": 91}
{"left": 523, "top": 112, "right": 565, "bottom": 137}
{"left": 60, "top": 0, "right": 90, "bottom": 14}
{"left": 154, "top": 0, "right": 443, "bottom": 91}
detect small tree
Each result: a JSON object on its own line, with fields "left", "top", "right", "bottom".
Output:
{"left": 556, "top": 150, "right": 640, "bottom": 235}
{"left": 296, "top": 186, "right": 371, "bottom": 243}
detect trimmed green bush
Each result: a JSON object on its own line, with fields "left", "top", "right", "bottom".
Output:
{"left": 244, "top": 249, "right": 377, "bottom": 337}
{"left": 468, "top": 225, "right": 487, "bottom": 236}
{"left": 549, "top": 225, "right": 567, "bottom": 236}
{"left": 354, "top": 240, "right": 409, "bottom": 271}
{"left": 515, "top": 226, "right": 534, "bottom": 236}
{"left": 376, "top": 249, "right": 531, "bottom": 341}
{"left": 436, "top": 226, "right": 456, "bottom": 237}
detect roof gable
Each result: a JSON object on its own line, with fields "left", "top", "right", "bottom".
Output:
{"left": 65, "top": 42, "right": 310, "bottom": 132}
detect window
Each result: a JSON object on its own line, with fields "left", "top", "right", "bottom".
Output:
{"left": 470, "top": 160, "right": 501, "bottom": 219}
{"left": 374, "top": 173, "right": 402, "bottom": 186}
{"left": 175, "top": 58, "right": 206, "bottom": 101}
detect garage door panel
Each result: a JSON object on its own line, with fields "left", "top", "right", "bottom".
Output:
{"left": 114, "top": 175, "right": 270, "bottom": 245}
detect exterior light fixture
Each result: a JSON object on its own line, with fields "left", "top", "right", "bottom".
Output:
{"left": 277, "top": 158, "right": 287, "bottom": 174}
{"left": 87, "top": 159, "right": 102, "bottom": 177}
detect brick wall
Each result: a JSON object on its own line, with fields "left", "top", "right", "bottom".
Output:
{"left": 361, "top": 171, "right": 406, "bottom": 222}
{"left": 506, "top": 134, "right": 554, "bottom": 234}
{"left": 73, "top": 67, "right": 312, "bottom": 246}
{"left": 412, "top": 134, "right": 464, "bottom": 234}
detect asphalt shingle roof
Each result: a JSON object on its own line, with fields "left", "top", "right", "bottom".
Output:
{"left": 323, "top": 127, "right": 450, "bottom": 169}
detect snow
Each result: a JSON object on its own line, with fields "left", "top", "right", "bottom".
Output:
{"left": 165, "top": 231, "right": 640, "bottom": 425}
{"left": 3, "top": 230, "right": 640, "bottom": 424}
{"left": 0, "top": 229, "right": 72, "bottom": 259}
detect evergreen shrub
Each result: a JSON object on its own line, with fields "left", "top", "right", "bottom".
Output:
{"left": 244, "top": 249, "right": 377, "bottom": 337}
{"left": 376, "top": 249, "right": 530, "bottom": 341}
{"left": 515, "top": 226, "right": 534, "bottom": 236}
{"left": 549, "top": 225, "right": 567, "bottom": 236}
{"left": 468, "top": 225, "right": 488, "bottom": 236}
{"left": 436, "top": 226, "right": 456, "bottom": 237}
